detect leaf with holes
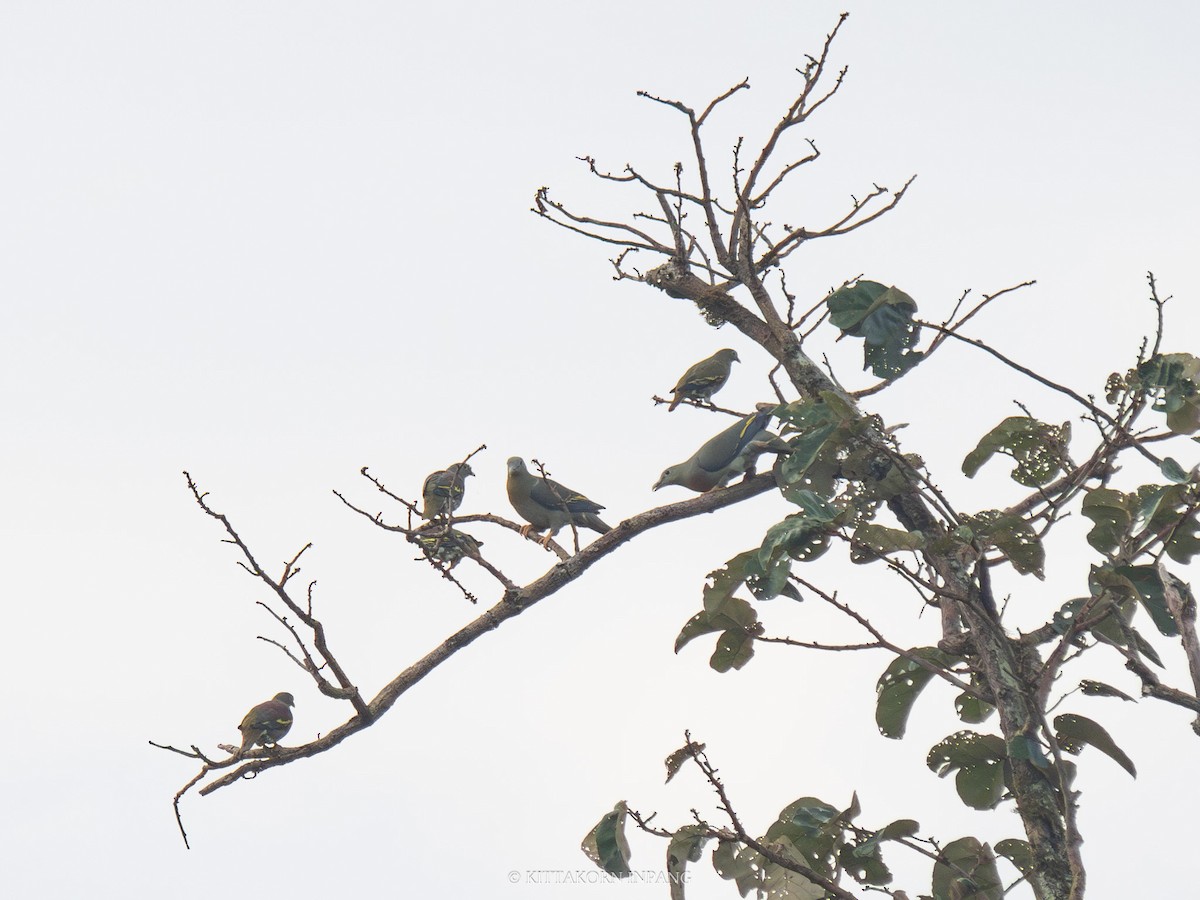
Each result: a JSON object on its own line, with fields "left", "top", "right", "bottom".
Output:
{"left": 581, "top": 801, "right": 632, "bottom": 876}
{"left": 1054, "top": 713, "right": 1137, "bottom": 777}
{"left": 675, "top": 594, "right": 758, "bottom": 654}
{"left": 663, "top": 741, "right": 704, "bottom": 784}
{"left": 742, "top": 551, "right": 803, "bottom": 601}
{"left": 702, "top": 551, "right": 755, "bottom": 611}
{"left": 955, "top": 689, "right": 995, "bottom": 725}
{"left": 840, "top": 839, "right": 892, "bottom": 886}
{"left": 962, "top": 416, "right": 1070, "bottom": 487}
{"left": 850, "top": 523, "right": 926, "bottom": 564}
{"left": 1166, "top": 512, "right": 1200, "bottom": 563}
{"left": 963, "top": 510, "right": 1045, "bottom": 578}
{"left": 1079, "top": 680, "right": 1135, "bottom": 702}
{"left": 666, "top": 826, "right": 709, "bottom": 900}
{"left": 758, "top": 506, "right": 836, "bottom": 569}
{"left": 876, "top": 648, "right": 959, "bottom": 739}
{"left": 1135, "top": 352, "right": 1200, "bottom": 434}
{"left": 1080, "top": 488, "right": 1133, "bottom": 553}
{"left": 931, "top": 836, "right": 1003, "bottom": 900}
{"left": 766, "top": 797, "right": 843, "bottom": 880}
{"left": 710, "top": 626, "right": 756, "bottom": 673}
{"left": 826, "top": 281, "right": 924, "bottom": 379}
{"left": 994, "top": 838, "right": 1034, "bottom": 878}
{"left": 845, "top": 818, "right": 919, "bottom": 887}
{"left": 1113, "top": 564, "right": 1180, "bottom": 636}
{"left": 927, "top": 731, "right": 1008, "bottom": 810}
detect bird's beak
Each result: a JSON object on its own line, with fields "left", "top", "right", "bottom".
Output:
{"left": 652, "top": 476, "right": 665, "bottom": 491}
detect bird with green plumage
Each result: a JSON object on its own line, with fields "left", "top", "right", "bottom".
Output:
{"left": 653, "top": 408, "right": 786, "bottom": 493}
{"left": 237, "top": 691, "right": 294, "bottom": 757}
{"left": 667, "top": 348, "right": 740, "bottom": 411}
{"left": 506, "top": 457, "right": 611, "bottom": 548}
{"left": 414, "top": 527, "right": 483, "bottom": 569}
{"left": 420, "top": 462, "right": 474, "bottom": 519}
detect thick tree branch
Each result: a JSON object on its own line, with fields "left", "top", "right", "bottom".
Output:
{"left": 159, "top": 474, "right": 777, "bottom": 824}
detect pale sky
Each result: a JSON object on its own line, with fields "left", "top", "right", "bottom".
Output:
{"left": 3, "top": 2, "right": 1198, "bottom": 897}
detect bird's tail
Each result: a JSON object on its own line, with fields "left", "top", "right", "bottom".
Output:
{"left": 581, "top": 514, "right": 612, "bottom": 534}
{"left": 750, "top": 430, "right": 792, "bottom": 455}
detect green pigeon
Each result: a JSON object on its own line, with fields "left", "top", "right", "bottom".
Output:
{"left": 238, "top": 692, "right": 294, "bottom": 757}
{"left": 421, "top": 463, "right": 474, "bottom": 519}
{"left": 506, "top": 457, "right": 611, "bottom": 547}
{"left": 667, "top": 348, "right": 740, "bottom": 411}
{"left": 415, "top": 527, "right": 484, "bottom": 569}
{"left": 653, "top": 408, "right": 784, "bottom": 493}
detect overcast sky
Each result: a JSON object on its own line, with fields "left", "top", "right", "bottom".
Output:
{"left": 3, "top": 2, "right": 1198, "bottom": 897}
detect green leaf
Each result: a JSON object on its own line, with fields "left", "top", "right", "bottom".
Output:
{"left": 827, "top": 281, "right": 913, "bottom": 333}
{"left": 851, "top": 523, "right": 926, "bottom": 564}
{"left": 1083, "top": 566, "right": 1140, "bottom": 643}
{"left": 1132, "top": 628, "right": 1165, "bottom": 668}
{"left": 963, "top": 510, "right": 1045, "bottom": 578}
{"left": 817, "top": 390, "right": 858, "bottom": 420}
{"left": 788, "top": 490, "right": 841, "bottom": 522}
{"left": 1166, "top": 512, "right": 1200, "bottom": 564}
{"left": 993, "top": 838, "right": 1034, "bottom": 877}
{"left": 758, "top": 508, "right": 834, "bottom": 571}
{"left": 778, "top": 796, "right": 841, "bottom": 837}
{"left": 674, "top": 594, "right": 758, "bottom": 653}
{"left": 710, "top": 627, "right": 756, "bottom": 673}
{"left": 702, "top": 551, "right": 755, "bottom": 612}
{"left": 711, "top": 839, "right": 757, "bottom": 897}
{"left": 876, "top": 648, "right": 958, "bottom": 739}
{"left": 666, "top": 826, "right": 710, "bottom": 900}
{"left": 954, "top": 691, "right": 995, "bottom": 725}
{"left": 826, "top": 281, "right": 924, "bottom": 379}
{"left": 961, "top": 416, "right": 1069, "bottom": 487}
{"left": 837, "top": 820, "right": 908, "bottom": 887}
{"left": 581, "top": 801, "right": 632, "bottom": 876}
{"left": 779, "top": 422, "right": 839, "bottom": 485}
{"left": 1113, "top": 564, "right": 1181, "bottom": 636}
{"left": 765, "top": 799, "right": 847, "bottom": 887}
{"left": 955, "top": 762, "right": 1007, "bottom": 810}
{"left": 1080, "top": 488, "right": 1133, "bottom": 553}
{"left": 1054, "top": 713, "right": 1137, "bottom": 777}
{"left": 714, "top": 839, "right": 829, "bottom": 899}
{"left": 743, "top": 552, "right": 801, "bottom": 602}
{"left": 931, "top": 836, "right": 1003, "bottom": 900}
{"left": 1161, "top": 457, "right": 1191, "bottom": 483}
{"left": 1135, "top": 352, "right": 1200, "bottom": 434}
{"left": 1128, "top": 483, "right": 1200, "bottom": 563}
{"left": 756, "top": 842, "right": 828, "bottom": 900}
{"left": 864, "top": 337, "right": 925, "bottom": 380}
{"left": 839, "top": 838, "right": 892, "bottom": 886}
{"left": 663, "top": 741, "right": 704, "bottom": 783}
{"left": 927, "top": 731, "right": 1008, "bottom": 810}
{"left": 1079, "top": 680, "right": 1135, "bottom": 702}
{"left": 1136, "top": 483, "right": 1188, "bottom": 531}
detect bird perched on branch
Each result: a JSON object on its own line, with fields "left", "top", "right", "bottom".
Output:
{"left": 414, "top": 527, "right": 483, "bottom": 569}
{"left": 653, "top": 408, "right": 786, "bottom": 493}
{"left": 238, "top": 692, "right": 295, "bottom": 757}
{"left": 421, "top": 462, "right": 474, "bottom": 519}
{"left": 667, "top": 348, "right": 739, "bottom": 411}
{"left": 506, "top": 457, "right": 611, "bottom": 548}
